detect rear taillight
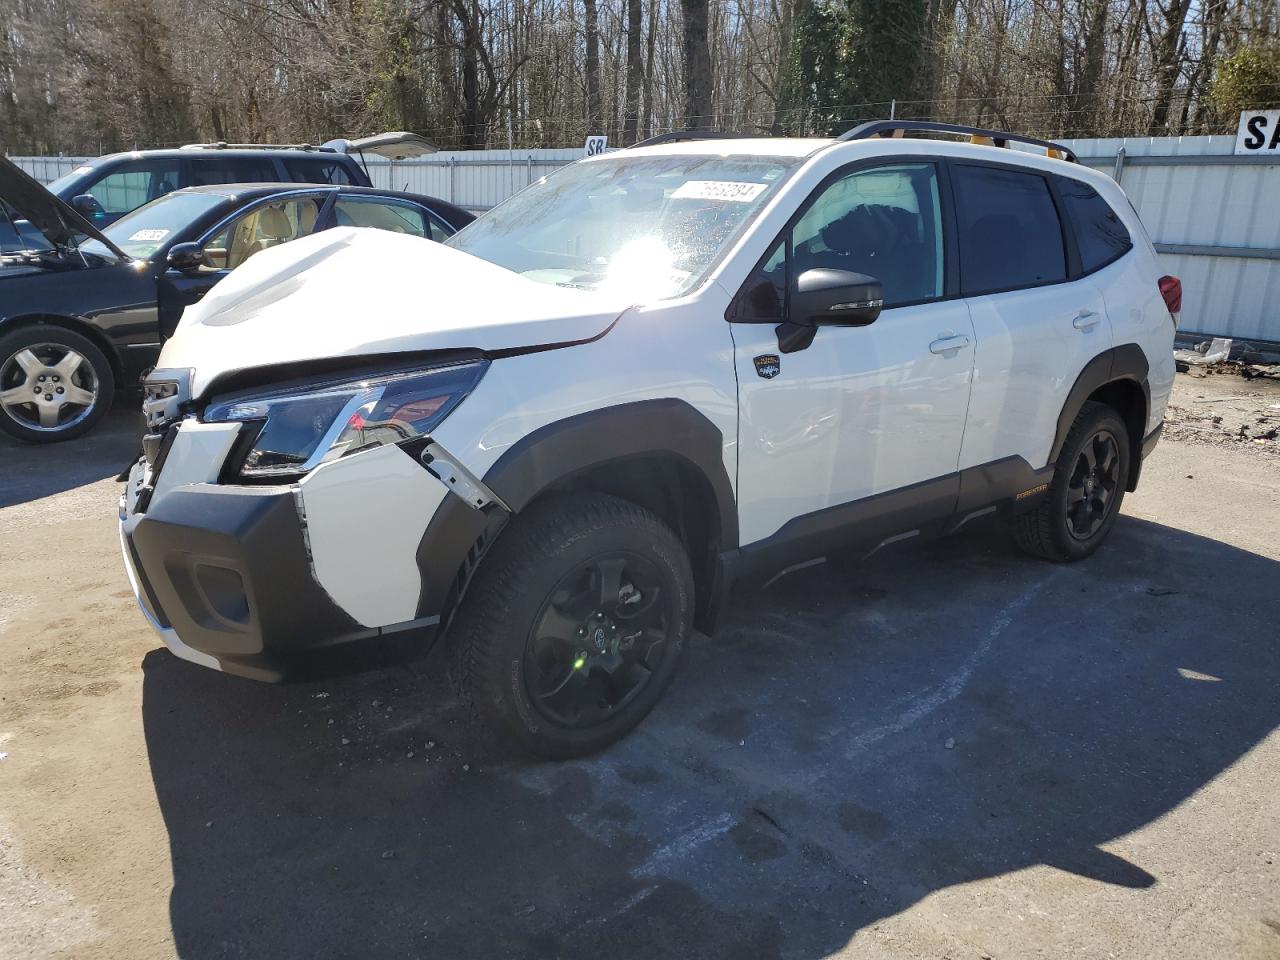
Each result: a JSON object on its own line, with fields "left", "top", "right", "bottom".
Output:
{"left": 1159, "top": 275, "right": 1182, "bottom": 327}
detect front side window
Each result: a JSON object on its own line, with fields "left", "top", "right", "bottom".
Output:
{"left": 82, "top": 159, "right": 181, "bottom": 215}
{"left": 202, "top": 197, "right": 323, "bottom": 270}
{"left": 1056, "top": 177, "right": 1132, "bottom": 273}
{"left": 447, "top": 154, "right": 796, "bottom": 300}
{"left": 953, "top": 164, "right": 1066, "bottom": 294}
{"left": 736, "top": 163, "right": 945, "bottom": 321}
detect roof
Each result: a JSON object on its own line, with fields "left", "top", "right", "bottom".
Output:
{"left": 596, "top": 137, "right": 835, "bottom": 160}
{"left": 82, "top": 148, "right": 360, "bottom": 166}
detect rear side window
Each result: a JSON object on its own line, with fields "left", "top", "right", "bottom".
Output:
{"left": 186, "top": 157, "right": 278, "bottom": 187}
{"left": 283, "top": 158, "right": 356, "bottom": 185}
{"left": 953, "top": 164, "right": 1066, "bottom": 295}
{"left": 1056, "top": 177, "right": 1132, "bottom": 273}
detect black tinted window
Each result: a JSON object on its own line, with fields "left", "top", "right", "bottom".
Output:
{"left": 954, "top": 165, "right": 1066, "bottom": 294}
{"left": 186, "top": 157, "right": 278, "bottom": 187}
{"left": 1057, "top": 177, "right": 1131, "bottom": 273}
{"left": 283, "top": 158, "right": 355, "bottom": 185}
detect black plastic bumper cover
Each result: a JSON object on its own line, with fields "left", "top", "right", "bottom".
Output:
{"left": 123, "top": 485, "right": 435, "bottom": 681}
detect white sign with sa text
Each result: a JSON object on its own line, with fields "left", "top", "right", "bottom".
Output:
{"left": 1234, "top": 110, "right": 1280, "bottom": 155}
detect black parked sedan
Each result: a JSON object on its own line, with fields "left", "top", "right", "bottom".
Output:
{"left": 0, "top": 158, "right": 472, "bottom": 442}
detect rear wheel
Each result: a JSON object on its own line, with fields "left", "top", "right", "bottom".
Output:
{"left": 449, "top": 493, "right": 693, "bottom": 759}
{"left": 1012, "top": 401, "right": 1131, "bottom": 562}
{"left": 0, "top": 327, "right": 115, "bottom": 443}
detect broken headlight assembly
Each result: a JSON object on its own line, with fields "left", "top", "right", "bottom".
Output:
{"left": 203, "top": 360, "right": 488, "bottom": 481}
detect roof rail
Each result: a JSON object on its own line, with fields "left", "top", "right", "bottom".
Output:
{"left": 627, "top": 130, "right": 765, "bottom": 149}
{"left": 838, "top": 120, "right": 1077, "bottom": 163}
{"left": 179, "top": 142, "right": 337, "bottom": 153}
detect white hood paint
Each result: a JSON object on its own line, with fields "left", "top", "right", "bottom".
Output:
{"left": 160, "top": 227, "right": 627, "bottom": 397}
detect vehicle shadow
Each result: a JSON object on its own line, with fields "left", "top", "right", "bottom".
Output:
{"left": 0, "top": 404, "right": 142, "bottom": 507}
{"left": 142, "top": 514, "right": 1280, "bottom": 958}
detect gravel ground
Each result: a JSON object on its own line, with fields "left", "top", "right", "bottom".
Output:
{"left": 1, "top": 373, "right": 1278, "bottom": 960}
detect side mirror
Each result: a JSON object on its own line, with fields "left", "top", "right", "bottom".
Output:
{"left": 70, "top": 194, "right": 106, "bottom": 221}
{"left": 792, "top": 268, "right": 884, "bottom": 327}
{"left": 166, "top": 242, "right": 206, "bottom": 272}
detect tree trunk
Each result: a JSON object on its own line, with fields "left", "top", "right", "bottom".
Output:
{"left": 623, "top": 0, "right": 642, "bottom": 143}
{"left": 1147, "top": 0, "right": 1192, "bottom": 134}
{"left": 583, "top": 0, "right": 601, "bottom": 131}
{"left": 681, "top": 0, "right": 712, "bottom": 128}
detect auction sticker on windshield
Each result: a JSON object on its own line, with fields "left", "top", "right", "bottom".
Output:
{"left": 671, "top": 180, "right": 769, "bottom": 203}
{"left": 129, "top": 229, "right": 170, "bottom": 242}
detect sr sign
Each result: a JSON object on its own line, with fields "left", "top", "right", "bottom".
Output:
{"left": 1234, "top": 110, "right": 1280, "bottom": 155}
{"left": 584, "top": 135, "right": 608, "bottom": 157}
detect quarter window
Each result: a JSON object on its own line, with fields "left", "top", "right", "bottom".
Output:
{"left": 953, "top": 164, "right": 1066, "bottom": 294}
{"left": 283, "top": 158, "right": 356, "bottom": 185}
{"left": 333, "top": 197, "right": 437, "bottom": 239}
{"left": 1056, "top": 177, "right": 1132, "bottom": 273}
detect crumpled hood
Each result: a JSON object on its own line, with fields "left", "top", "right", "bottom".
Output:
{"left": 160, "top": 227, "right": 628, "bottom": 398}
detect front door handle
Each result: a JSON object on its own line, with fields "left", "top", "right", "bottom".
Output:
{"left": 1073, "top": 310, "right": 1101, "bottom": 330}
{"left": 929, "top": 334, "right": 972, "bottom": 355}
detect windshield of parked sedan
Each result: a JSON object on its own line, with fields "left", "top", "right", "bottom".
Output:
{"left": 446, "top": 154, "right": 797, "bottom": 299}
{"left": 80, "top": 192, "right": 229, "bottom": 259}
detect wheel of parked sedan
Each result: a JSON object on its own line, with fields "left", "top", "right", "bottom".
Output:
{"left": 449, "top": 493, "right": 693, "bottom": 759}
{"left": 1012, "top": 401, "right": 1131, "bottom": 562}
{"left": 0, "top": 327, "right": 115, "bottom": 443}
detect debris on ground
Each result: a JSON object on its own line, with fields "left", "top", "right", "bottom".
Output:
{"left": 1174, "top": 337, "right": 1232, "bottom": 367}
{"left": 1163, "top": 369, "right": 1280, "bottom": 457}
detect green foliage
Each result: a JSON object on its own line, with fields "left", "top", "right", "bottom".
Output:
{"left": 783, "top": 0, "right": 931, "bottom": 134}
{"left": 1211, "top": 42, "right": 1280, "bottom": 115}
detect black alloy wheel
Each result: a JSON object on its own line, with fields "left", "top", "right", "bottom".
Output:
{"left": 525, "top": 553, "right": 673, "bottom": 729}
{"left": 1065, "top": 429, "right": 1122, "bottom": 541}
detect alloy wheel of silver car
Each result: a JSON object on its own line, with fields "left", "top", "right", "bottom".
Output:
{"left": 0, "top": 343, "right": 100, "bottom": 433}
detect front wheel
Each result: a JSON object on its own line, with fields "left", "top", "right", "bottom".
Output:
{"left": 1012, "top": 401, "right": 1131, "bottom": 562}
{"left": 449, "top": 493, "right": 693, "bottom": 759}
{"left": 0, "top": 327, "right": 115, "bottom": 443}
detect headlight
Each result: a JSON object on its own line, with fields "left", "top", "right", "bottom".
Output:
{"left": 204, "top": 360, "right": 488, "bottom": 480}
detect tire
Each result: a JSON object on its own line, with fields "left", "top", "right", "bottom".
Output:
{"left": 449, "top": 493, "right": 693, "bottom": 759}
{"left": 1012, "top": 401, "right": 1131, "bottom": 562}
{"left": 0, "top": 326, "right": 115, "bottom": 443}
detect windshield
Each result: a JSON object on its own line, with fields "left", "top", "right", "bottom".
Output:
{"left": 446, "top": 154, "right": 796, "bottom": 300}
{"left": 81, "top": 192, "right": 228, "bottom": 259}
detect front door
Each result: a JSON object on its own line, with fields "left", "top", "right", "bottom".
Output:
{"left": 156, "top": 194, "right": 327, "bottom": 337}
{"left": 730, "top": 161, "right": 976, "bottom": 549}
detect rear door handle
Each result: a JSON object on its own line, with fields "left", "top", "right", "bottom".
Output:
{"left": 929, "top": 334, "right": 972, "bottom": 355}
{"left": 1073, "top": 310, "right": 1101, "bottom": 330}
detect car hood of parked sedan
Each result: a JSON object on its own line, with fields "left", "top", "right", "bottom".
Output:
{"left": 161, "top": 227, "right": 631, "bottom": 398}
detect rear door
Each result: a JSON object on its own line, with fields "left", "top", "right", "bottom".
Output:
{"left": 730, "top": 160, "right": 977, "bottom": 548}
{"left": 953, "top": 162, "right": 1113, "bottom": 475}
{"left": 325, "top": 194, "right": 452, "bottom": 240}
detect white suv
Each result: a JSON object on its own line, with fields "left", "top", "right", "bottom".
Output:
{"left": 119, "top": 122, "right": 1179, "bottom": 758}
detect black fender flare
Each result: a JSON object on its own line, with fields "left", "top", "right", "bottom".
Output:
{"left": 414, "top": 399, "right": 739, "bottom": 627}
{"left": 1050, "top": 343, "right": 1150, "bottom": 465}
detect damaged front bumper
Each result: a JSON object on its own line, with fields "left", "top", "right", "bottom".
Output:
{"left": 119, "top": 421, "right": 505, "bottom": 682}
